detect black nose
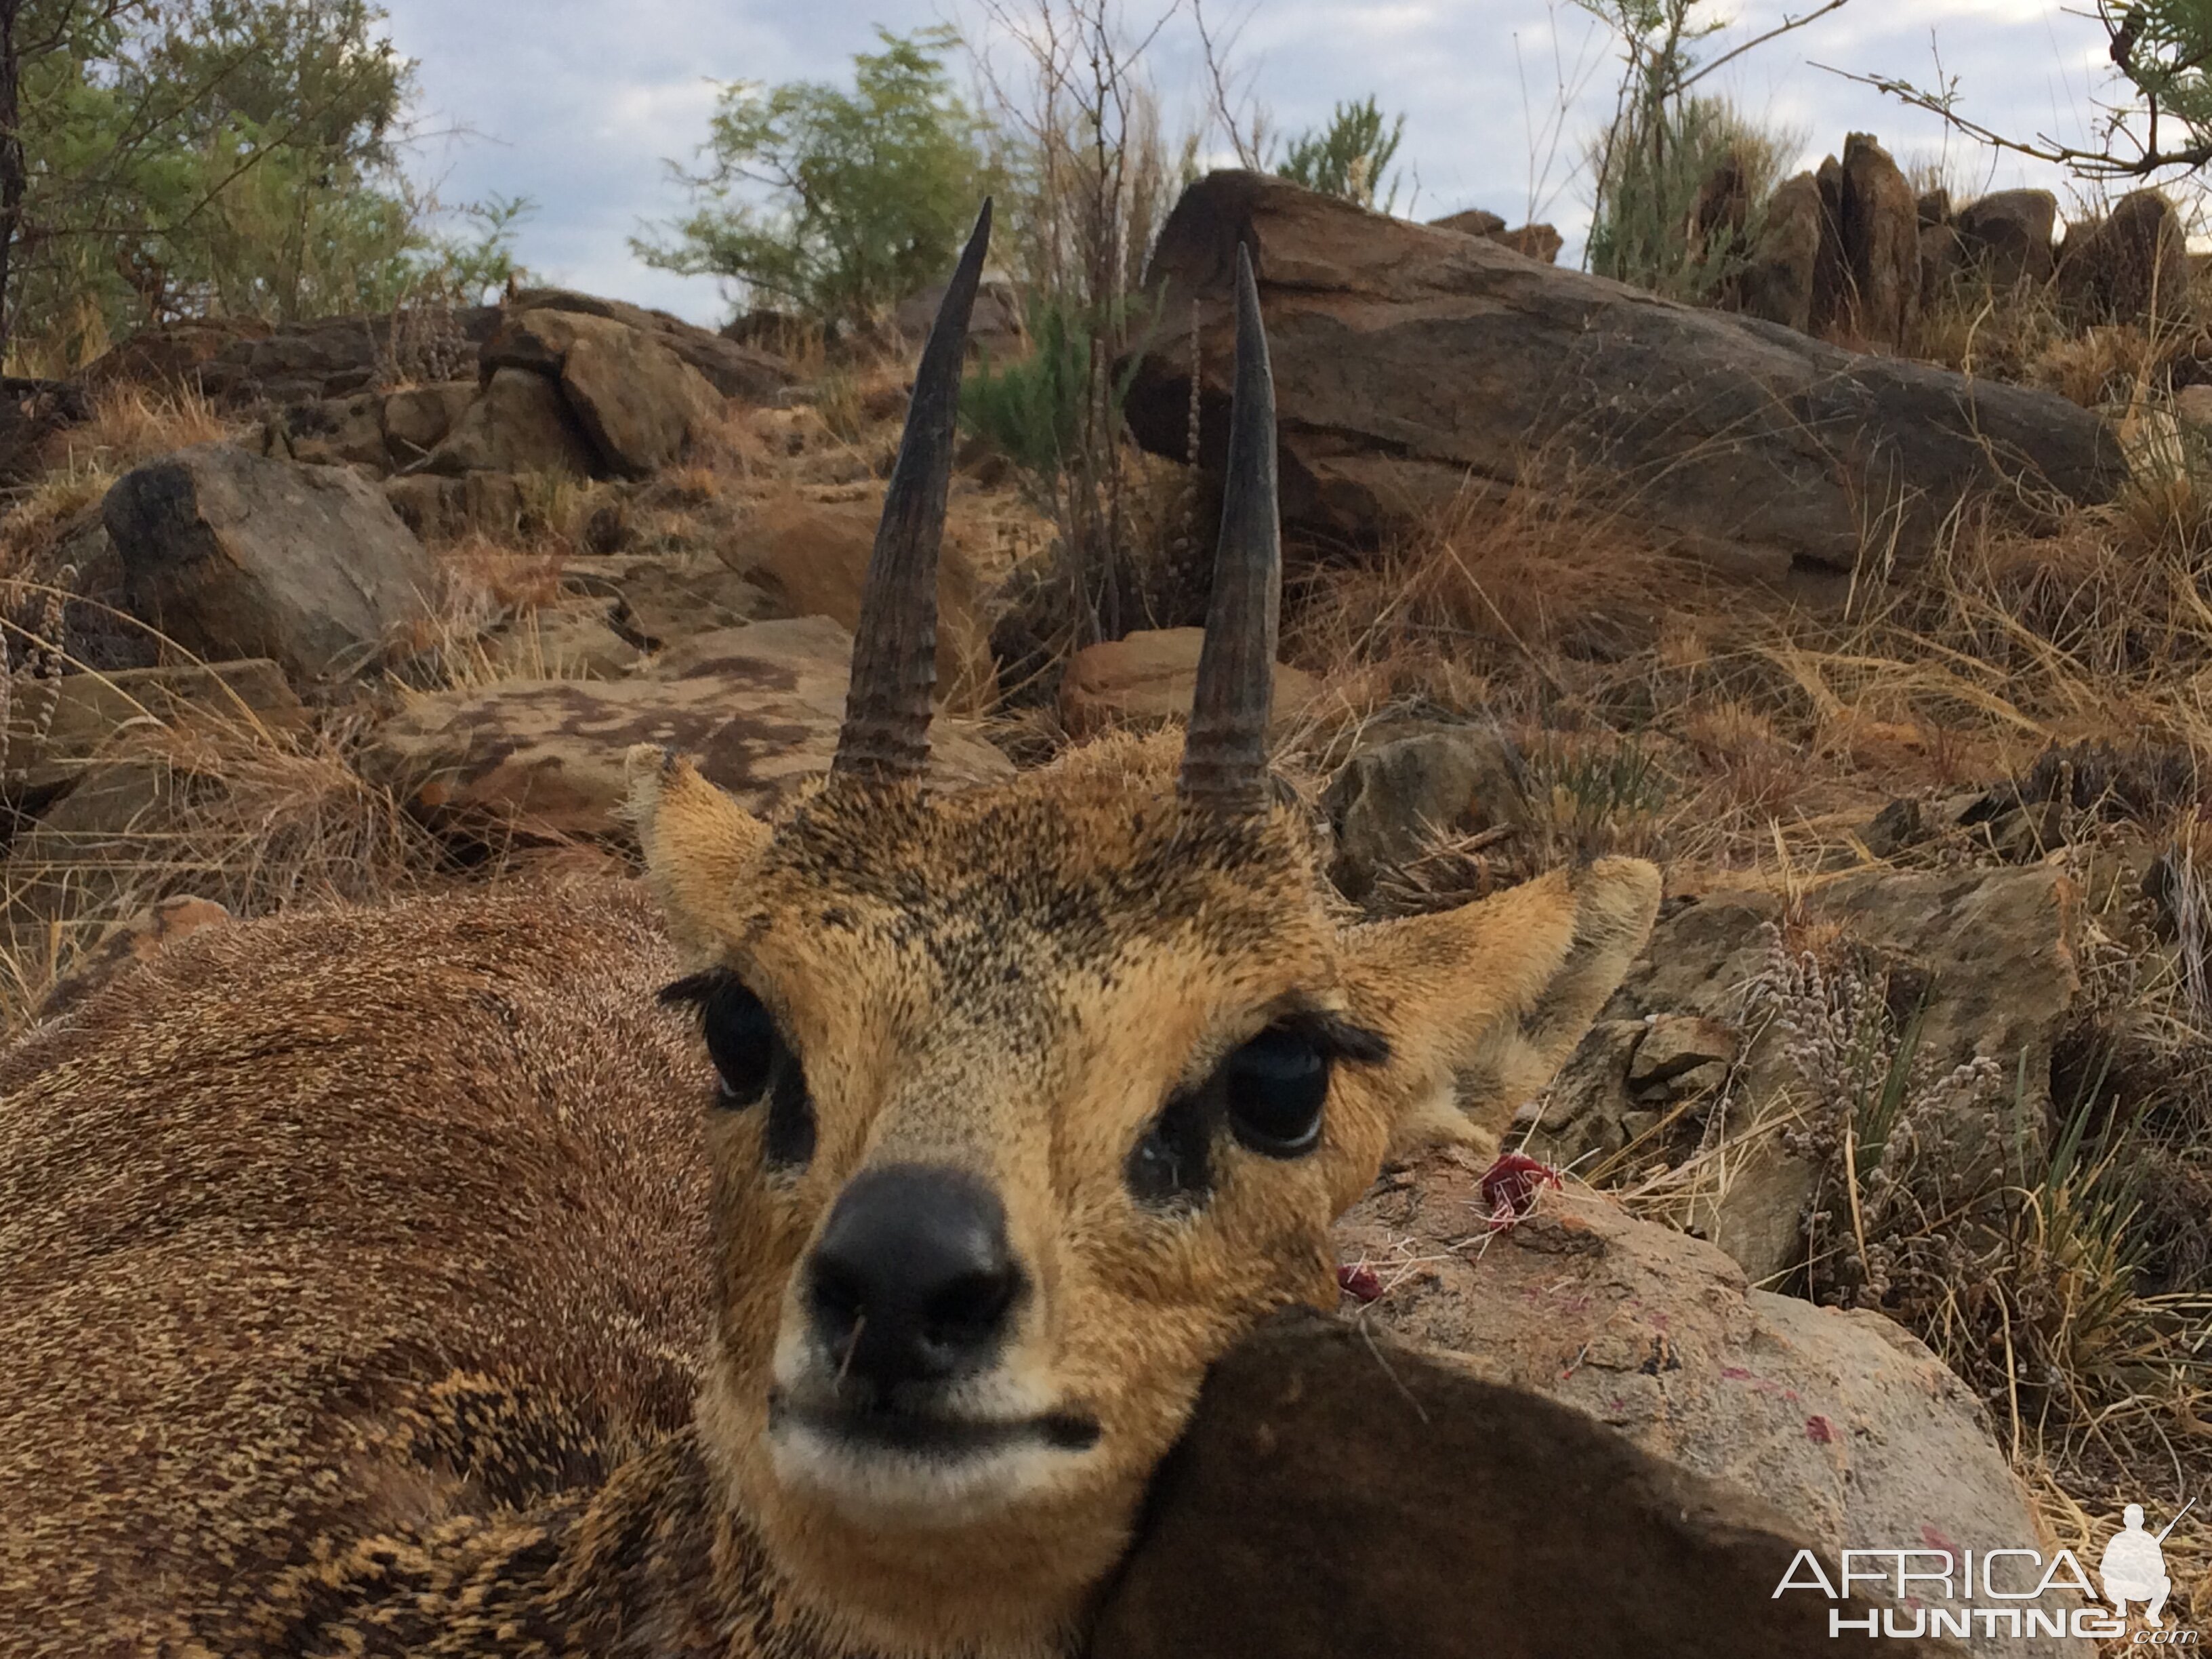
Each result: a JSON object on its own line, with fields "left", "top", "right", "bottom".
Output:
{"left": 806, "top": 1164, "right": 1022, "bottom": 1395}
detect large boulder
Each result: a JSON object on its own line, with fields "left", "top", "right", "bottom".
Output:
{"left": 1058, "top": 628, "right": 1322, "bottom": 741}
{"left": 102, "top": 445, "right": 436, "bottom": 681}
{"left": 1955, "top": 189, "right": 2059, "bottom": 288}
{"left": 481, "top": 309, "right": 722, "bottom": 477}
{"left": 365, "top": 615, "right": 1015, "bottom": 836}
{"left": 1837, "top": 134, "right": 1921, "bottom": 346}
{"left": 1123, "top": 172, "right": 2121, "bottom": 583}
{"left": 1092, "top": 1305, "right": 1972, "bottom": 1658}
{"left": 1328, "top": 1162, "right": 2088, "bottom": 1658}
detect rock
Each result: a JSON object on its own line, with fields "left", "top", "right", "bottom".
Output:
{"left": 381, "top": 382, "right": 478, "bottom": 467}
{"left": 381, "top": 471, "right": 527, "bottom": 541}
{"left": 729, "top": 493, "right": 996, "bottom": 710}
{"left": 1542, "top": 865, "right": 2081, "bottom": 1281}
{"left": 102, "top": 446, "right": 435, "bottom": 681}
{"left": 1, "top": 659, "right": 303, "bottom": 797}
{"left": 1321, "top": 729, "right": 1525, "bottom": 903}
{"left": 87, "top": 307, "right": 501, "bottom": 410}
{"left": 2177, "top": 383, "right": 2212, "bottom": 436}
{"left": 1429, "top": 207, "right": 1506, "bottom": 238}
{"left": 260, "top": 392, "right": 390, "bottom": 472}
{"left": 1495, "top": 222, "right": 1563, "bottom": 263}
{"left": 1091, "top": 1304, "right": 1971, "bottom": 1659}
{"left": 895, "top": 270, "right": 1026, "bottom": 358}
{"left": 1058, "top": 628, "right": 1322, "bottom": 741}
{"left": 1123, "top": 172, "right": 2120, "bottom": 583}
{"left": 1429, "top": 206, "right": 1563, "bottom": 264}
{"left": 1837, "top": 134, "right": 1920, "bottom": 346}
{"left": 1917, "top": 188, "right": 1953, "bottom": 228}
{"left": 365, "top": 615, "right": 1015, "bottom": 837}
{"left": 1331, "top": 1163, "right": 2087, "bottom": 1658}
{"left": 1733, "top": 171, "right": 1826, "bottom": 333}
{"left": 1627, "top": 1012, "right": 1737, "bottom": 1089}
{"left": 36, "top": 895, "right": 232, "bottom": 1021}
{"left": 1955, "top": 189, "right": 2058, "bottom": 288}
{"left": 558, "top": 553, "right": 769, "bottom": 650}
{"left": 481, "top": 604, "right": 643, "bottom": 680}
{"left": 2056, "top": 189, "right": 2190, "bottom": 323}
{"left": 500, "top": 287, "right": 793, "bottom": 403}
{"left": 425, "top": 367, "right": 600, "bottom": 479}
{"left": 481, "top": 309, "right": 721, "bottom": 477}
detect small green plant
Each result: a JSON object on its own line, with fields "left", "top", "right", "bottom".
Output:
{"left": 959, "top": 295, "right": 1139, "bottom": 487}
{"left": 1275, "top": 96, "right": 1406, "bottom": 211}
{"left": 634, "top": 26, "right": 998, "bottom": 329}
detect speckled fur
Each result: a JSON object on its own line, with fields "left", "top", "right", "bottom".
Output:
{"left": 1, "top": 730, "right": 1660, "bottom": 1658}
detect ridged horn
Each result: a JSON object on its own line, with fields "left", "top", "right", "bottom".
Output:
{"left": 1178, "top": 241, "right": 1280, "bottom": 813}
{"left": 830, "top": 199, "right": 992, "bottom": 785}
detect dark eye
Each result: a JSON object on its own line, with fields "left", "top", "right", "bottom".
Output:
{"left": 1223, "top": 1025, "right": 1330, "bottom": 1158}
{"left": 698, "top": 978, "right": 781, "bottom": 1105}
{"left": 1126, "top": 1090, "right": 1213, "bottom": 1207}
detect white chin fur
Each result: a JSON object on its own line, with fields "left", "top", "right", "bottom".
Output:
{"left": 767, "top": 1416, "right": 1072, "bottom": 1528}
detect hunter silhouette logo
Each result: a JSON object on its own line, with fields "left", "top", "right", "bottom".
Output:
{"left": 2102, "top": 1500, "right": 2194, "bottom": 1630}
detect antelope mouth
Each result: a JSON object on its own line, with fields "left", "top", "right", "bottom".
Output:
{"left": 769, "top": 1391, "right": 1101, "bottom": 1458}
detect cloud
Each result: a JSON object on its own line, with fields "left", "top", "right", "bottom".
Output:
{"left": 377, "top": 0, "right": 2142, "bottom": 324}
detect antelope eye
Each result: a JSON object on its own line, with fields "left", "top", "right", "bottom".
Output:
{"left": 700, "top": 979, "right": 781, "bottom": 1105}
{"left": 1223, "top": 1025, "right": 1330, "bottom": 1157}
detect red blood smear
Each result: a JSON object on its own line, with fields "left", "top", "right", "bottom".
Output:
{"left": 1805, "top": 1415, "right": 1837, "bottom": 1443}
{"left": 1336, "top": 1264, "right": 1383, "bottom": 1303}
{"left": 1479, "top": 1152, "right": 1563, "bottom": 1233}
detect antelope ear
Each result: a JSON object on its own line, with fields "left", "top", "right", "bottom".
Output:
{"left": 624, "top": 745, "right": 773, "bottom": 955}
{"left": 1338, "top": 857, "right": 1662, "bottom": 1164}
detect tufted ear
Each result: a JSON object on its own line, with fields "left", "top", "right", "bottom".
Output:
{"left": 623, "top": 745, "right": 774, "bottom": 956}
{"left": 1338, "top": 857, "right": 1662, "bottom": 1167}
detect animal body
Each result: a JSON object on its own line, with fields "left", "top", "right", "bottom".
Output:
{"left": 0, "top": 207, "right": 1661, "bottom": 1658}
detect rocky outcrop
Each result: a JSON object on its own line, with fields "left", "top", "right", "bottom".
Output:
{"left": 365, "top": 615, "right": 1014, "bottom": 837}
{"left": 102, "top": 445, "right": 435, "bottom": 681}
{"left": 482, "top": 309, "right": 722, "bottom": 476}
{"left": 1516, "top": 866, "right": 2081, "bottom": 1282}
{"left": 1092, "top": 1302, "right": 1975, "bottom": 1659}
{"left": 1326, "top": 1162, "right": 2087, "bottom": 1658}
{"left": 1057, "top": 628, "right": 1321, "bottom": 741}
{"left": 2056, "top": 190, "right": 2190, "bottom": 323}
{"left": 1124, "top": 171, "right": 2122, "bottom": 584}
{"left": 85, "top": 306, "right": 498, "bottom": 409}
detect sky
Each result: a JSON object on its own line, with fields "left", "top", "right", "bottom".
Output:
{"left": 373, "top": 0, "right": 2128, "bottom": 327}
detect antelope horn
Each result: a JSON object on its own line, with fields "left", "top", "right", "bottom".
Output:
{"left": 1178, "top": 242, "right": 1280, "bottom": 813}
{"left": 830, "top": 199, "right": 993, "bottom": 785}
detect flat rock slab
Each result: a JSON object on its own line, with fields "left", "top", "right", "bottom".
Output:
{"left": 1124, "top": 171, "right": 2123, "bottom": 581}
{"left": 369, "top": 615, "right": 1014, "bottom": 836}
{"left": 1332, "top": 1160, "right": 2087, "bottom": 1658}
{"left": 1090, "top": 1307, "right": 1967, "bottom": 1658}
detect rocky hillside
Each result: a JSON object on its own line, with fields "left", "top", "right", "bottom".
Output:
{"left": 1, "top": 166, "right": 2206, "bottom": 1647}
